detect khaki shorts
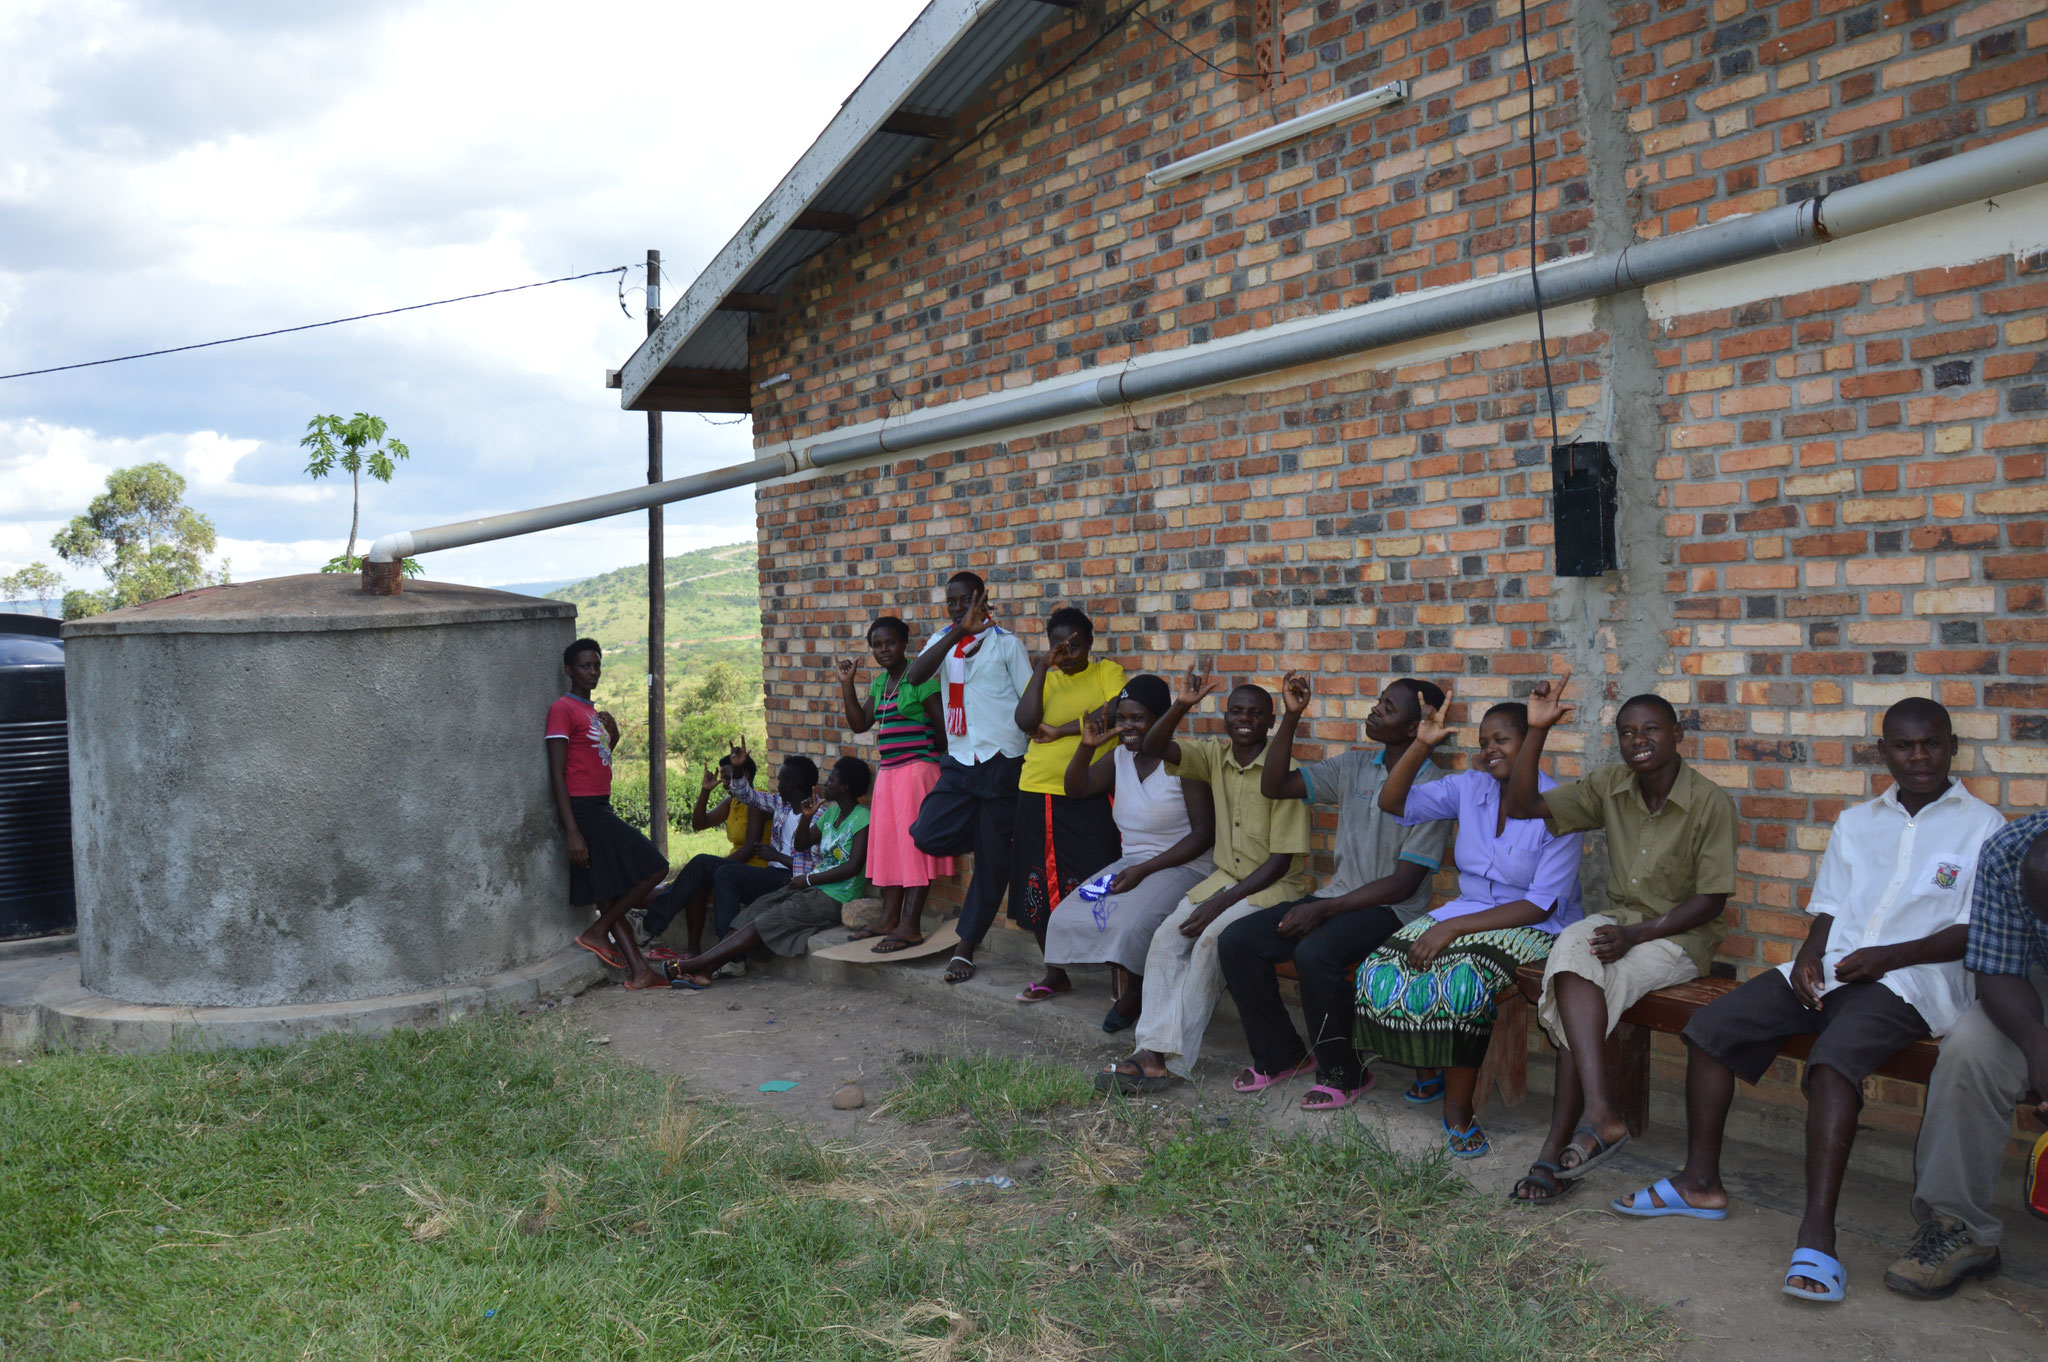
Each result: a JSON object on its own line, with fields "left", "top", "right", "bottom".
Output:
{"left": 1537, "top": 915, "right": 1698, "bottom": 1049}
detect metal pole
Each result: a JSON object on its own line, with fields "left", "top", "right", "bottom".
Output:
{"left": 645, "top": 249, "right": 668, "bottom": 857}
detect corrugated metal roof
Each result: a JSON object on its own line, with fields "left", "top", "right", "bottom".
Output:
{"left": 620, "top": 0, "right": 1076, "bottom": 408}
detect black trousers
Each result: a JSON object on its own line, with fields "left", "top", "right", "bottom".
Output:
{"left": 711, "top": 862, "right": 790, "bottom": 936}
{"left": 909, "top": 753, "right": 1022, "bottom": 947}
{"left": 1218, "top": 898, "right": 1402, "bottom": 1090}
{"left": 641, "top": 853, "right": 727, "bottom": 937}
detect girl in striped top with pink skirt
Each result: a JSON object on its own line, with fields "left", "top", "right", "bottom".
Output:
{"left": 835, "top": 616, "right": 954, "bottom": 951}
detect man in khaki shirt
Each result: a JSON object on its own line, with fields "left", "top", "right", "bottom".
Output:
{"left": 1502, "top": 671, "right": 1737, "bottom": 1201}
{"left": 1095, "top": 666, "right": 1310, "bottom": 1093}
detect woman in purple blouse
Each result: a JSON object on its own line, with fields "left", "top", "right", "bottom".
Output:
{"left": 1354, "top": 687, "right": 1584, "bottom": 1160}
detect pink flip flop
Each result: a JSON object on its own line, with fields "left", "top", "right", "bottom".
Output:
{"left": 1232, "top": 1055, "right": 1318, "bottom": 1093}
{"left": 1299, "top": 1074, "right": 1376, "bottom": 1111}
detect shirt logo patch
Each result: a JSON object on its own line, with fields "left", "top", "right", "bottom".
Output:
{"left": 1931, "top": 861, "right": 1961, "bottom": 889}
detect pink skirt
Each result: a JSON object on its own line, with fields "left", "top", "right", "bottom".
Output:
{"left": 867, "top": 759, "right": 955, "bottom": 887}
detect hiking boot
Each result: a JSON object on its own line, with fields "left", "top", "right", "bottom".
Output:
{"left": 1884, "top": 1216, "right": 2001, "bottom": 1300}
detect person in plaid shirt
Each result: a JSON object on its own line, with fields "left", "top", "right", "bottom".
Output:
{"left": 1887, "top": 809, "right": 2048, "bottom": 1300}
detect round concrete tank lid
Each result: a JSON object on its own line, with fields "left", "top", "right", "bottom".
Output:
{"left": 59, "top": 574, "right": 577, "bottom": 637}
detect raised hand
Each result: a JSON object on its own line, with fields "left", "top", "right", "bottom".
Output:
{"left": 1527, "top": 666, "right": 1575, "bottom": 730}
{"left": 800, "top": 789, "right": 826, "bottom": 819}
{"left": 1044, "top": 634, "right": 1078, "bottom": 671}
{"left": 1078, "top": 707, "right": 1114, "bottom": 749}
{"left": 1415, "top": 680, "right": 1455, "bottom": 747}
{"left": 1281, "top": 670, "right": 1312, "bottom": 717}
{"left": 962, "top": 587, "right": 992, "bottom": 634}
{"left": 698, "top": 765, "right": 718, "bottom": 794}
{"left": 729, "top": 735, "right": 750, "bottom": 767}
{"left": 1177, "top": 662, "right": 1222, "bottom": 708}
{"left": 835, "top": 655, "right": 858, "bottom": 682}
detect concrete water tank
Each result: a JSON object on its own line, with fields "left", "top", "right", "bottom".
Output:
{"left": 61, "top": 574, "right": 589, "bottom": 1013}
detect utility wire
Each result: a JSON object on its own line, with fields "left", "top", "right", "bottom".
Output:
{"left": 0, "top": 266, "right": 630, "bottom": 382}
{"left": 757, "top": 0, "right": 1153, "bottom": 297}
{"left": 1517, "top": 2, "right": 1562, "bottom": 448}
{"left": 1137, "top": 7, "right": 1261, "bottom": 78}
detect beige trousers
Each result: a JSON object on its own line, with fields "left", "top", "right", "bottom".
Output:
{"left": 1132, "top": 893, "right": 1268, "bottom": 1079}
{"left": 1537, "top": 914, "right": 1698, "bottom": 1048}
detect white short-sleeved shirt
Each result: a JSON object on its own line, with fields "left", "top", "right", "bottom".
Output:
{"left": 920, "top": 626, "right": 1031, "bottom": 764}
{"left": 1777, "top": 781, "right": 2008, "bottom": 1036}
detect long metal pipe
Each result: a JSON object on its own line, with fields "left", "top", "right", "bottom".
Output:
{"left": 368, "top": 454, "right": 792, "bottom": 563}
{"left": 369, "top": 124, "right": 2048, "bottom": 562}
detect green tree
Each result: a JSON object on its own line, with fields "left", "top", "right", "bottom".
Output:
{"left": 301, "top": 412, "right": 418, "bottom": 574}
{"left": 0, "top": 561, "right": 63, "bottom": 609}
{"left": 667, "top": 662, "right": 763, "bottom": 772}
{"left": 50, "top": 463, "right": 229, "bottom": 620}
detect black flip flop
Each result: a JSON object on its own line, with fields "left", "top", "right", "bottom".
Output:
{"left": 1101, "top": 1003, "right": 1136, "bottom": 1034}
{"left": 870, "top": 934, "right": 925, "bottom": 954}
{"left": 1509, "top": 1159, "right": 1578, "bottom": 1205}
{"left": 1555, "top": 1125, "right": 1630, "bottom": 1180}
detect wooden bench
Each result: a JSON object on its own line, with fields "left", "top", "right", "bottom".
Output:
{"left": 1508, "top": 964, "right": 1944, "bottom": 1136}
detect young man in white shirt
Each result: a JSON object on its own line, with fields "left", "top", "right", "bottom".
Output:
{"left": 904, "top": 571, "right": 1032, "bottom": 983}
{"left": 1609, "top": 698, "right": 2006, "bottom": 1306}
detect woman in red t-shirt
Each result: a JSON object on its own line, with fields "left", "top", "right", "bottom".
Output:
{"left": 546, "top": 637, "right": 668, "bottom": 987}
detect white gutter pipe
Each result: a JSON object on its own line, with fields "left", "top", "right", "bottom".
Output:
{"left": 366, "top": 125, "right": 2048, "bottom": 569}
{"left": 365, "top": 453, "right": 792, "bottom": 564}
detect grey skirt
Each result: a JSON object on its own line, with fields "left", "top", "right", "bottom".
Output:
{"left": 1041, "top": 852, "right": 1214, "bottom": 975}
{"left": 731, "top": 882, "right": 848, "bottom": 957}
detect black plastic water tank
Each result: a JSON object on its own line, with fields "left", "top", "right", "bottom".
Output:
{"left": 0, "top": 612, "right": 73, "bottom": 940}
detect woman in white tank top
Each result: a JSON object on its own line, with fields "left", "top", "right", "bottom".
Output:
{"left": 1041, "top": 675, "right": 1217, "bottom": 1033}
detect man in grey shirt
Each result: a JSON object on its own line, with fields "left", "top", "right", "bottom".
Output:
{"left": 1217, "top": 674, "right": 1454, "bottom": 1109}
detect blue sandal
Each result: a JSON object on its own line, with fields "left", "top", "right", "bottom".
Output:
{"left": 1610, "top": 1177, "right": 1728, "bottom": 1220}
{"left": 1783, "top": 1247, "right": 1846, "bottom": 1302}
{"left": 1444, "top": 1117, "right": 1490, "bottom": 1159}
{"left": 1404, "top": 1073, "right": 1446, "bottom": 1104}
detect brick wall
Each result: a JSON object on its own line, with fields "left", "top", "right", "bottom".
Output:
{"left": 738, "top": 0, "right": 2046, "bottom": 1147}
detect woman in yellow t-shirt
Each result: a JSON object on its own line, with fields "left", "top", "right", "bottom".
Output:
{"left": 1011, "top": 606, "right": 1125, "bottom": 1002}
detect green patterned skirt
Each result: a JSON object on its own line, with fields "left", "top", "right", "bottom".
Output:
{"left": 1353, "top": 919, "right": 1556, "bottom": 1070}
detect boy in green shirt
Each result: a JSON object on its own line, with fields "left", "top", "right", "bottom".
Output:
{"left": 1502, "top": 670, "right": 1736, "bottom": 1201}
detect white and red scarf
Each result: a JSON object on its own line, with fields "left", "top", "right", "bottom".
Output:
{"left": 944, "top": 625, "right": 1001, "bottom": 737}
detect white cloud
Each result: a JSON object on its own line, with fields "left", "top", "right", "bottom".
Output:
{"left": 0, "top": 0, "right": 928, "bottom": 587}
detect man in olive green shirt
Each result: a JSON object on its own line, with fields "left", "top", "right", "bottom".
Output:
{"left": 1096, "top": 667, "right": 1311, "bottom": 1093}
{"left": 1502, "top": 672, "right": 1737, "bottom": 1199}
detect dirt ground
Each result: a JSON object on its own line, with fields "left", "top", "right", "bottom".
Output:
{"left": 558, "top": 953, "right": 2048, "bottom": 1362}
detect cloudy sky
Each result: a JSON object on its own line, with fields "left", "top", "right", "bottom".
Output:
{"left": 0, "top": 0, "right": 929, "bottom": 595}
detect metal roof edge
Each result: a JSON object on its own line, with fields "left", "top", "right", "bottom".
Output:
{"left": 618, "top": 0, "right": 1008, "bottom": 410}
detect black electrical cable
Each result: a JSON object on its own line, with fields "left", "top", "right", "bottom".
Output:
{"left": 756, "top": 0, "right": 1154, "bottom": 297}
{"left": 1137, "top": 7, "right": 1261, "bottom": 78}
{"left": 0, "top": 267, "right": 630, "bottom": 382}
{"left": 1517, "top": 1, "right": 1562, "bottom": 449}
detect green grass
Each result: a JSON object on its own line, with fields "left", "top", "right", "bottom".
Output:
{"left": 1, "top": 1023, "right": 1672, "bottom": 1361}
{"left": 880, "top": 1051, "right": 1096, "bottom": 1160}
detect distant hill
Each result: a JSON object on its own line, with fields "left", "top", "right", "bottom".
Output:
{"left": 547, "top": 543, "right": 759, "bottom": 650}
